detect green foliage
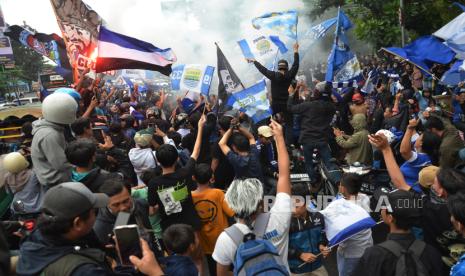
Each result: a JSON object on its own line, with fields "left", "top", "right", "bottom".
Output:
{"left": 9, "top": 40, "right": 45, "bottom": 82}
{"left": 307, "top": 0, "right": 462, "bottom": 50}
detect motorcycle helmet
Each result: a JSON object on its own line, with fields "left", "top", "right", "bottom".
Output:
{"left": 42, "top": 93, "right": 78, "bottom": 125}
{"left": 3, "top": 152, "right": 29, "bottom": 174}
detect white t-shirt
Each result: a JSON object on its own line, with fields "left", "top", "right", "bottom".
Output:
{"left": 212, "top": 193, "right": 292, "bottom": 267}
{"left": 337, "top": 193, "right": 373, "bottom": 258}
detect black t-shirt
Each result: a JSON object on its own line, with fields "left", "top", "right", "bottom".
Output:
{"left": 148, "top": 158, "right": 201, "bottom": 231}
{"left": 211, "top": 144, "right": 235, "bottom": 190}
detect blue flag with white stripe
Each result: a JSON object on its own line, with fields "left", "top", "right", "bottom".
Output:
{"left": 252, "top": 10, "right": 298, "bottom": 40}
{"left": 237, "top": 35, "right": 288, "bottom": 61}
{"left": 171, "top": 64, "right": 215, "bottom": 96}
{"left": 226, "top": 80, "right": 272, "bottom": 123}
{"left": 326, "top": 9, "right": 361, "bottom": 82}
{"left": 308, "top": 17, "right": 337, "bottom": 40}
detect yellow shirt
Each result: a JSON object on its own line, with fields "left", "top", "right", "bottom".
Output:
{"left": 192, "top": 188, "right": 234, "bottom": 254}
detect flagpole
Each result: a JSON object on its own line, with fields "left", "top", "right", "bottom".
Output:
{"left": 297, "top": 220, "right": 383, "bottom": 268}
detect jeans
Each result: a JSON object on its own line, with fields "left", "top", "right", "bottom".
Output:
{"left": 336, "top": 250, "right": 360, "bottom": 276}
{"left": 302, "top": 142, "right": 333, "bottom": 183}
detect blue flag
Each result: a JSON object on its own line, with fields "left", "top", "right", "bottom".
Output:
{"left": 383, "top": 36, "right": 456, "bottom": 73}
{"left": 226, "top": 80, "right": 272, "bottom": 123}
{"left": 441, "top": 60, "right": 465, "bottom": 85}
{"left": 325, "top": 9, "right": 361, "bottom": 82}
{"left": 308, "top": 17, "right": 337, "bottom": 40}
{"left": 252, "top": 10, "right": 298, "bottom": 40}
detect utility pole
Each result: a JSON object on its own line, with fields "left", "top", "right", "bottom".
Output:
{"left": 399, "top": 0, "right": 405, "bottom": 46}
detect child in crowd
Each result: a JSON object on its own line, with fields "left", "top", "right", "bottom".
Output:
{"left": 161, "top": 224, "right": 199, "bottom": 276}
{"left": 288, "top": 183, "right": 330, "bottom": 275}
{"left": 191, "top": 163, "right": 234, "bottom": 276}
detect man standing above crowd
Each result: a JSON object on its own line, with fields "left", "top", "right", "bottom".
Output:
{"left": 287, "top": 82, "right": 336, "bottom": 185}
{"left": 248, "top": 43, "right": 300, "bottom": 143}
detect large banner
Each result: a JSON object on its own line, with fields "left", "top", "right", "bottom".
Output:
{"left": 5, "top": 25, "right": 71, "bottom": 70}
{"left": 0, "top": 4, "right": 13, "bottom": 68}
{"left": 49, "top": 0, "right": 102, "bottom": 70}
{"left": 171, "top": 64, "right": 215, "bottom": 96}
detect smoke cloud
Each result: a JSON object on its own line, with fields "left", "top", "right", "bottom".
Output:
{"left": 85, "top": 0, "right": 317, "bottom": 90}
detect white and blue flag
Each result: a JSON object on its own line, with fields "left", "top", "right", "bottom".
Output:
{"left": 226, "top": 80, "right": 272, "bottom": 123}
{"left": 319, "top": 198, "right": 376, "bottom": 246}
{"left": 252, "top": 10, "right": 298, "bottom": 40}
{"left": 237, "top": 35, "right": 288, "bottom": 61}
{"left": 170, "top": 64, "right": 215, "bottom": 96}
{"left": 96, "top": 26, "right": 177, "bottom": 76}
{"left": 434, "top": 4, "right": 465, "bottom": 60}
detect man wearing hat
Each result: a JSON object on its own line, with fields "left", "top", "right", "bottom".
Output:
{"left": 353, "top": 189, "right": 444, "bottom": 276}
{"left": 16, "top": 182, "right": 112, "bottom": 275}
{"left": 247, "top": 43, "right": 300, "bottom": 143}
{"left": 257, "top": 125, "right": 278, "bottom": 194}
{"left": 287, "top": 81, "right": 336, "bottom": 185}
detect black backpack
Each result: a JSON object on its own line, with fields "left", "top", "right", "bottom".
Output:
{"left": 378, "top": 239, "right": 429, "bottom": 276}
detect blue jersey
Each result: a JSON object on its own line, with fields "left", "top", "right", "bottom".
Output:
{"left": 400, "top": 152, "right": 431, "bottom": 193}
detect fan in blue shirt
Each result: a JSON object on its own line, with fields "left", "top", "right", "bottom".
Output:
{"left": 399, "top": 119, "right": 441, "bottom": 193}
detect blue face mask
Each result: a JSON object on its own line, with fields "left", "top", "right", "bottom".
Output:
{"left": 71, "top": 169, "right": 90, "bottom": 182}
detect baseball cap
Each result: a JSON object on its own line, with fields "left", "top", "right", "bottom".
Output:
{"left": 419, "top": 166, "right": 439, "bottom": 188}
{"left": 373, "top": 188, "right": 422, "bottom": 220}
{"left": 352, "top": 93, "right": 364, "bottom": 103}
{"left": 134, "top": 129, "right": 153, "bottom": 147}
{"left": 41, "top": 182, "right": 109, "bottom": 220}
{"left": 258, "top": 126, "right": 273, "bottom": 138}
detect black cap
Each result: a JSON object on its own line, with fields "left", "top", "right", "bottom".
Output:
{"left": 277, "top": 59, "right": 288, "bottom": 70}
{"left": 41, "top": 182, "right": 109, "bottom": 220}
{"left": 374, "top": 188, "right": 422, "bottom": 220}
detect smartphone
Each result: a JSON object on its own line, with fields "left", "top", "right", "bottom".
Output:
{"left": 114, "top": 224, "right": 142, "bottom": 266}
{"left": 92, "top": 128, "right": 105, "bottom": 144}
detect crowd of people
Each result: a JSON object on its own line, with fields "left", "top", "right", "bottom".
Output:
{"left": 1, "top": 43, "right": 465, "bottom": 276}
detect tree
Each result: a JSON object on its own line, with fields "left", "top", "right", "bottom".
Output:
{"left": 9, "top": 40, "right": 45, "bottom": 83}
{"left": 305, "top": 0, "right": 461, "bottom": 50}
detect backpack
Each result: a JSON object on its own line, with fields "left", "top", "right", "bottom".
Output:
{"left": 378, "top": 239, "right": 429, "bottom": 276}
{"left": 40, "top": 247, "right": 109, "bottom": 276}
{"left": 224, "top": 213, "right": 289, "bottom": 276}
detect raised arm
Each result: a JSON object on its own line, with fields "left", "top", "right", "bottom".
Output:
{"left": 218, "top": 128, "right": 233, "bottom": 156}
{"left": 288, "top": 43, "right": 300, "bottom": 78}
{"left": 400, "top": 119, "right": 418, "bottom": 161}
{"left": 248, "top": 59, "right": 275, "bottom": 80}
{"left": 191, "top": 114, "right": 206, "bottom": 160}
{"left": 368, "top": 134, "right": 411, "bottom": 191}
{"left": 270, "top": 119, "right": 290, "bottom": 195}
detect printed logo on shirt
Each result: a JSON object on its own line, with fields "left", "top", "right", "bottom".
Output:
{"left": 194, "top": 199, "right": 218, "bottom": 223}
{"left": 263, "top": 229, "right": 279, "bottom": 242}
{"left": 157, "top": 182, "right": 189, "bottom": 215}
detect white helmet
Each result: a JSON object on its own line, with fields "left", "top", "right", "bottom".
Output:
{"left": 3, "top": 152, "right": 29, "bottom": 174}
{"left": 42, "top": 93, "right": 78, "bottom": 125}
{"left": 376, "top": 129, "right": 396, "bottom": 144}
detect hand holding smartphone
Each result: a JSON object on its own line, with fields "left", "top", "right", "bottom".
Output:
{"left": 114, "top": 224, "right": 142, "bottom": 266}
